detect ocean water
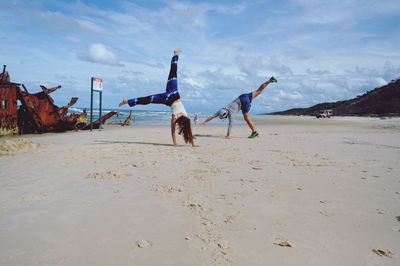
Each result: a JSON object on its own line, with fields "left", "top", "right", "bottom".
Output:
{"left": 68, "top": 107, "right": 213, "bottom": 125}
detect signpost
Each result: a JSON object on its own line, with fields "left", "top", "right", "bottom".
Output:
{"left": 90, "top": 77, "right": 103, "bottom": 131}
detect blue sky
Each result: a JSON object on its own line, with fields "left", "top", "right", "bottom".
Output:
{"left": 1, "top": 0, "right": 399, "bottom": 113}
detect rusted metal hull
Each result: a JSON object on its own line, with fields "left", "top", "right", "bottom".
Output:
{"left": 16, "top": 89, "right": 80, "bottom": 133}
{"left": 0, "top": 67, "right": 116, "bottom": 135}
{"left": 0, "top": 82, "right": 19, "bottom": 135}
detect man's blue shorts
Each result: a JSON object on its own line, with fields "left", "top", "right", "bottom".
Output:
{"left": 239, "top": 92, "right": 252, "bottom": 113}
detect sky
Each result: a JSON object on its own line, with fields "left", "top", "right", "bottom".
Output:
{"left": 1, "top": 0, "right": 399, "bottom": 114}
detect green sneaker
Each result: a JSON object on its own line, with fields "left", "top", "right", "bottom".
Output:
{"left": 269, "top": 76, "right": 277, "bottom": 83}
{"left": 248, "top": 131, "right": 259, "bottom": 138}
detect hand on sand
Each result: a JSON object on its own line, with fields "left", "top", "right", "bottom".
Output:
{"left": 119, "top": 99, "right": 128, "bottom": 107}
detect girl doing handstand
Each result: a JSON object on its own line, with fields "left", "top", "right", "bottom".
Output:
{"left": 119, "top": 49, "right": 196, "bottom": 147}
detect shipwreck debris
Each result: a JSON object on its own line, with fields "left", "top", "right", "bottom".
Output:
{"left": 0, "top": 66, "right": 116, "bottom": 136}
{"left": 106, "top": 111, "right": 133, "bottom": 126}
{"left": 121, "top": 111, "right": 133, "bottom": 126}
{"left": 0, "top": 66, "right": 19, "bottom": 135}
{"left": 81, "top": 111, "right": 117, "bottom": 130}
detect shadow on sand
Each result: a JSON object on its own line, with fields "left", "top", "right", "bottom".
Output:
{"left": 194, "top": 134, "right": 221, "bottom": 138}
{"left": 92, "top": 140, "right": 174, "bottom": 147}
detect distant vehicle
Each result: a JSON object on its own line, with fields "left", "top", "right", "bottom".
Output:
{"left": 316, "top": 109, "right": 333, "bottom": 118}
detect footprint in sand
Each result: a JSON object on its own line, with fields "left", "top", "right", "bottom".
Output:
{"left": 217, "top": 194, "right": 227, "bottom": 200}
{"left": 273, "top": 234, "right": 294, "bottom": 247}
{"left": 233, "top": 192, "right": 244, "bottom": 199}
{"left": 372, "top": 249, "right": 393, "bottom": 258}
{"left": 152, "top": 184, "right": 183, "bottom": 194}
{"left": 195, "top": 234, "right": 211, "bottom": 245}
{"left": 223, "top": 214, "right": 239, "bottom": 225}
{"left": 86, "top": 171, "right": 126, "bottom": 179}
{"left": 319, "top": 210, "right": 334, "bottom": 217}
{"left": 136, "top": 240, "right": 153, "bottom": 248}
{"left": 186, "top": 202, "right": 204, "bottom": 212}
{"left": 86, "top": 172, "right": 104, "bottom": 179}
{"left": 274, "top": 240, "right": 294, "bottom": 247}
{"left": 217, "top": 239, "right": 230, "bottom": 254}
{"left": 269, "top": 191, "right": 280, "bottom": 199}
{"left": 376, "top": 208, "right": 385, "bottom": 214}
{"left": 240, "top": 178, "right": 257, "bottom": 184}
{"left": 123, "top": 163, "right": 139, "bottom": 168}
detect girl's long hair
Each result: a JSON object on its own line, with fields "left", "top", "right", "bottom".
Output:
{"left": 176, "top": 116, "right": 194, "bottom": 145}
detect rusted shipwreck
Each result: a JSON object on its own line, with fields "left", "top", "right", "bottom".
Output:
{"left": 0, "top": 66, "right": 116, "bottom": 136}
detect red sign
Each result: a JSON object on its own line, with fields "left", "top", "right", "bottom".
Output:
{"left": 92, "top": 77, "right": 103, "bottom": 92}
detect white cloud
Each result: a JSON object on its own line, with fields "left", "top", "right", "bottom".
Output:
{"left": 79, "top": 43, "right": 122, "bottom": 66}
{"left": 382, "top": 61, "right": 400, "bottom": 81}
{"left": 346, "top": 66, "right": 380, "bottom": 77}
{"left": 306, "top": 68, "right": 331, "bottom": 75}
{"left": 76, "top": 19, "right": 106, "bottom": 33}
{"left": 277, "top": 90, "right": 303, "bottom": 100}
{"left": 236, "top": 55, "right": 294, "bottom": 78}
{"left": 214, "top": 3, "right": 247, "bottom": 14}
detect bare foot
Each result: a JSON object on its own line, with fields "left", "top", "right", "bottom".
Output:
{"left": 119, "top": 99, "right": 128, "bottom": 107}
{"left": 173, "top": 48, "right": 181, "bottom": 56}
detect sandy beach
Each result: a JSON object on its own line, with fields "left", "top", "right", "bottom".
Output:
{"left": 0, "top": 115, "right": 399, "bottom": 266}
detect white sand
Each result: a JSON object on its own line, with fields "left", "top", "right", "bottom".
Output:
{"left": 0, "top": 116, "right": 399, "bottom": 265}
